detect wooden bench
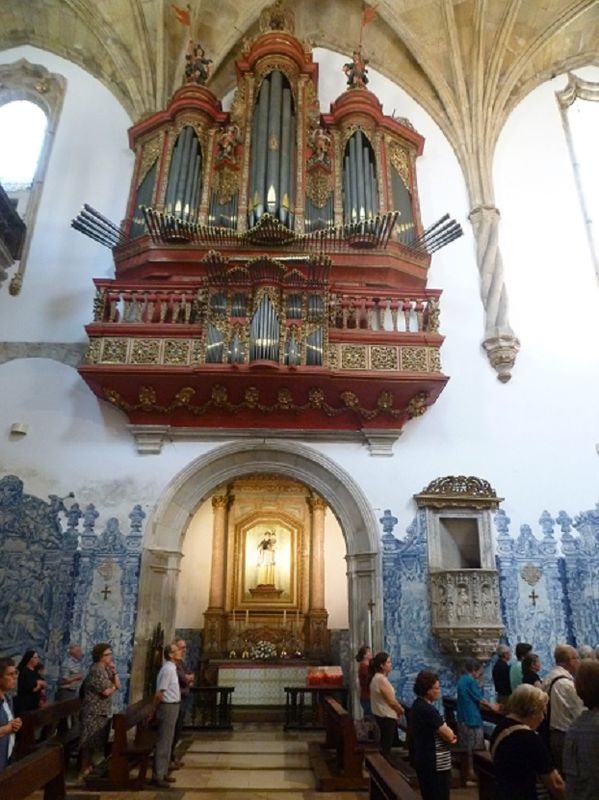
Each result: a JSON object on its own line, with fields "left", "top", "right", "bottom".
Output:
{"left": 14, "top": 697, "right": 81, "bottom": 762}
{"left": 309, "top": 695, "right": 380, "bottom": 790}
{"left": 473, "top": 749, "right": 495, "bottom": 800}
{"left": 0, "top": 741, "right": 66, "bottom": 799}
{"left": 87, "top": 695, "right": 158, "bottom": 790}
{"left": 365, "top": 752, "right": 420, "bottom": 800}
{"left": 187, "top": 686, "right": 234, "bottom": 729}
{"left": 385, "top": 705, "right": 418, "bottom": 787}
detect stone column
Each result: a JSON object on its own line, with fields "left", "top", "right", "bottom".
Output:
{"left": 306, "top": 495, "right": 329, "bottom": 657}
{"left": 130, "top": 547, "right": 183, "bottom": 699}
{"left": 309, "top": 495, "right": 327, "bottom": 611}
{"left": 207, "top": 495, "right": 229, "bottom": 609}
{"left": 204, "top": 494, "right": 230, "bottom": 656}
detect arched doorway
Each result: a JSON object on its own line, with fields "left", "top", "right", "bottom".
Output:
{"left": 130, "top": 440, "right": 383, "bottom": 701}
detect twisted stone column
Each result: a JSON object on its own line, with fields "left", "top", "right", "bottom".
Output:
{"left": 469, "top": 206, "right": 521, "bottom": 382}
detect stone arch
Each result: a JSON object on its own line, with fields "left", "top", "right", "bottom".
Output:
{"left": 130, "top": 439, "right": 383, "bottom": 698}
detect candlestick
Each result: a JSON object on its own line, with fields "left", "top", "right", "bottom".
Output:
{"left": 232, "top": 609, "right": 236, "bottom": 625}
{"left": 283, "top": 609, "right": 287, "bottom": 625}
{"left": 245, "top": 609, "right": 249, "bottom": 625}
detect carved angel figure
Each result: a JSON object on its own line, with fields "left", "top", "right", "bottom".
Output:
{"left": 217, "top": 123, "right": 241, "bottom": 161}
{"left": 343, "top": 50, "right": 369, "bottom": 89}
{"left": 185, "top": 41, "right": 213, "bottom": 85}
{"left": 309, "top": 126, "right": 332, "bottom": 165}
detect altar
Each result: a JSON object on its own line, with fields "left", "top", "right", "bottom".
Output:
{"left": 214, "top": 660, "right": 313, "bottom": 706}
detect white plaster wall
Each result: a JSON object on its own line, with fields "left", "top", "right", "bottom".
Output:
{"left": 0, "top": 45, "right": 597, "bottom": 595}
{"left": 176, "top": 499, "right": 213, "bottom": 629}
{"left": 323, "top": 510, "right": 348, "bottom": 628}
{"left": 0, "top": 46, "right": 134, "bottom": 342}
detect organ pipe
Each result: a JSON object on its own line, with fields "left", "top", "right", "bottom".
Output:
{"left": 343, "top": 131, "right": 378, "bottom": 223}
{"left": 164, "top": 129, "right": 184, "bottom": 213}
{"left": 286, "top": 111, "right": 296, "bottom": 227}
{"left": 165, "top": 126, "right": 203, "bottom": 221}
{"left": 173, "top": 126, "right": 192, "bottom": 215}
{"left": 249, "top": 71, "right": 295, "bottom": 229}
{"left": 355, "top": 130, "right": 366, "bottom": 220}
{"left": 279, "top": 88, "right": 292, "bottom": 225}
{"left": 248, "top": 110, "right": 260, "bottom": 227}
{"left": 253, "top": 78, "right": 270, "bottom": 220}
{"left": 250, "top": 294, "right": 280, "bottom": 362}
{"left": 363, "top": 146, "right": 373, "bottom": 222}
{"left": 266, "top": 70, "right": 283, "bottom": 214}
{"left": 349, "top": 139, "right": 358, "bottom": 222}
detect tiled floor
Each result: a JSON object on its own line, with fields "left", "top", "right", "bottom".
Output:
{"left": 26, "top": 723, "right": 480, "bottom": 799}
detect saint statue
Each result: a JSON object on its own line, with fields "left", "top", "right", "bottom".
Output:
{"left": 256, "top": 530, "right": 277, "bottom": 586}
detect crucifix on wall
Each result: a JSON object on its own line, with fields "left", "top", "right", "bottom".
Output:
{"left": 529, "top": 589, "right": 539, "bottom": 607}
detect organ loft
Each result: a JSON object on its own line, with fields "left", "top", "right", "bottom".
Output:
{"left": 74, "top": 0, "right": 462, "bottom": 460}
{"left": 72, "top": 0, "right": 463, "bottom": 668}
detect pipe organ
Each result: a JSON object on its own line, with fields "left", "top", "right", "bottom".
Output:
{"left": 76, "top": 0, "right": 462, "bottom": 451}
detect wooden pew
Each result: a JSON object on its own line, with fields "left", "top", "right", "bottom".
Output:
{"left": 385, "top": 704, "right": 418, "bottom": 787}
{"left": 309, "top": 695, "right": 379, "bottom": 790}
{"left": 0, "top": 742, "right": 66, "bottom": 800}
{"left": 365, "top": 752, "right": 420, "bottom": 800}
{"left": 473, "top": 749, "right": 495, "bottom": 800}
{"left": 87, "top": 695, "right": 158, "bottom": 790}
{"left": 14, "top": 697, "right": 81, "bottom": 762}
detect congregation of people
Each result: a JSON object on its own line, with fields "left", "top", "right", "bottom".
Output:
{"left": 2, "top": 637, "right": 598, "bottom": 797}
{"left": 356, "top": 641, "right": 599, "bottom": 800}
{"left": 0, "top": 637, "right": 193, "bottom": 788}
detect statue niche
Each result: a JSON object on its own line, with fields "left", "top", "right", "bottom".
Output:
{"left": 247, "top": 524, "right": 287, "bottom": 599}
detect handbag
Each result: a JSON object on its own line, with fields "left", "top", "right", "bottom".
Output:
{"left": 354, "top": 717, "right": 380, "bottom": 744}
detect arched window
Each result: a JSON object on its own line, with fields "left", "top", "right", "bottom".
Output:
{"left": 556, "top": 73, "right": 599, "bottom": 281}
{"left": 0, "top": 100, "right": 48, "bottom": 208}
{"left": 0, "top": 59, "right": 65, "bottom": 295}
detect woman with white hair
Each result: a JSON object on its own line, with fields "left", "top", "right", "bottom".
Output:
{"left": 490, "top": 684, "right": 565, "bottom": 799}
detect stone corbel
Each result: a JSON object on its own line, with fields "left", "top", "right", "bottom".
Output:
{"left": 361, "top": 429, "right": 401, "bottom": 456}
{"left": 127, "top": 424, "right": 171, "bottom": 454}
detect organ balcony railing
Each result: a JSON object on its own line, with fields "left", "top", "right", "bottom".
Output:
{"left": 84, "top": 280, "right": 442, "bottom": 372}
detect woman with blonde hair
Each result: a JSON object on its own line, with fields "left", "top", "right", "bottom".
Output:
{"left": 490, "top": 683, "right": 565, "bottom": 799}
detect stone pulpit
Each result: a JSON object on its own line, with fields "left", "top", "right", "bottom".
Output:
{"left": 415, "top": 476, "right": 504, "bottom": 661}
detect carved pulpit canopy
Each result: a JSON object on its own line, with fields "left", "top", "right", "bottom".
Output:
{"left": 415, "top": 475, "right": 503, "bottom": 509}
{"left": 416, "top": 475, "right": 504, "bottom": 662}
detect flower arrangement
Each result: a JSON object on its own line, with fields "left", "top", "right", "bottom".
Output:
{"left": 251, "top": 640, "right": 278, "bottom": 660}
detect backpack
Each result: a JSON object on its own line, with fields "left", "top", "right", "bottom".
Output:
{"left": 537, "top": 674, "right": 568, "bottom": 748}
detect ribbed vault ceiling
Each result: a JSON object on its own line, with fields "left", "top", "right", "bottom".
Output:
{"left": 1, "top": 1, "right": 597, "bottom": 168}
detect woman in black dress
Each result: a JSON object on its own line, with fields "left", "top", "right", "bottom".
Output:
{"left": 409, "top": 670, "right": 457, "bottom": 800}
{"left": 490, "top": 684, "right": 564, "bottom": 800}
{"left": 15, "top": 650, "right": 47, "bottom": 715}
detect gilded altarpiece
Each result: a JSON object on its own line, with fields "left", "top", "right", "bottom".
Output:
{"left": 204, "top": 476, "right": 329, "bottom": 659}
